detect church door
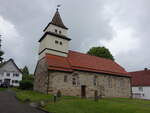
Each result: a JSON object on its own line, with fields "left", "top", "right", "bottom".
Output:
{"left": 81, "top": 85, "right": 86, "bottom": 98}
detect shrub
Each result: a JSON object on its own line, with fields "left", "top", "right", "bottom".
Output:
{"left": 57, "top": 90, "right": 62, "bottom": 98}
{"left": 19, "top": 80, "right": 33, "bottom": 90}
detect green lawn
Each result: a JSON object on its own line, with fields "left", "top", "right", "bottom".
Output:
{"left": 15, "top": 89, "right": 150, "bottom": 113}
{"left": 0, "top": 88, "right": 6, "bottom": 91}
{"left": 44, "top": 98, "right": 150, "bottom": 113}
{"left": 15, "top": 89, "right": 53, "bottom": 102}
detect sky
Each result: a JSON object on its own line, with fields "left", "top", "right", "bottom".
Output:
{"left": 0, "top": 0, "right": 150, "bottom": 73}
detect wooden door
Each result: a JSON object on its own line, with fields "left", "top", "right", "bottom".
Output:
{"left": 81, "top": 85, "right": 86, "bottom": 98}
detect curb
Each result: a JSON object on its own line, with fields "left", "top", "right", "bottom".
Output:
{"left": 36, "top": 107, "right": 52, "bottom": 113}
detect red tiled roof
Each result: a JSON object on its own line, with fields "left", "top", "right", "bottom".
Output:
{"left": 45, "top": 50, "right": 129, "bottom": 77}
{"left": 130, "top": 70, "right": 150, "bottom": 86}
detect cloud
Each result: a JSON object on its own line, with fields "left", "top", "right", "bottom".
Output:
{"left": 0, "top": 16, "right": 25, "bottom": 68}
{"left": 0, "top": 0, "right": 150, "bottom": 72}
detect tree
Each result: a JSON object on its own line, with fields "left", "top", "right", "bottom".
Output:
{"left": 87, "top": 46, "right": 114, "bottom": 61}
{"left": 20, "top": 66, "right": 34, "bottom": 90}
{"left": 22, "top": 66, "right": 29, "bottom": 75}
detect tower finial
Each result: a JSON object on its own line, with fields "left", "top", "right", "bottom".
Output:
{"left": 57, "top": 4, "right": 61, "bottom": 11}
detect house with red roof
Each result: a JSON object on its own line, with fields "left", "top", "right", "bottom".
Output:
{"left": 34, "top": 8, "right": 131, "bottom": 98}
{"left": 130, "top": 68, "right": 150, "bottom": 100}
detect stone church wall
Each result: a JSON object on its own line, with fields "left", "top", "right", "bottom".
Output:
{"left": 34, "top": 58, "right": 49, "bottom": 93}
{"left": 48, "top": 71, "right": 131, "bottom": 98}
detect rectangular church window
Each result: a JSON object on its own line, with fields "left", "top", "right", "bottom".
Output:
{"left": 119, "top": 79, "right": 124, "bottom": 88}
{"left": 64, "top": 75, "right": 68, "bottom": 82}
{"left": 108, "top": 78, "right": 112, "bottom": 88}
{"left": 93, "top": 76, "right": 97, "bottom": 86}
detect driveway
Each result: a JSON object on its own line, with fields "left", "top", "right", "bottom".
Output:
{"left": 0, "top": 89, "right": 46, "bottom": 113}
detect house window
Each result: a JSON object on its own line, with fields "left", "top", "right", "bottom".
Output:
{"left": 64, "top": 75, "right": 68, "bottom": 82}
{"left": 13, "top": 73, "right": 19, "bottom": 77}
{"left": 7, "top": 73, "right": 10, "bottom": 77}
{"left": 12, "top": 80, "right": 15, "bottom": 83}
{"left": 139, "top": 87, "right": 143, "bottom": 92}
{"left": 15, "top": 80, "right": 19, "bottom": 83}
{"left": 60, "top": 41, "right": 63, "bottom": 45}
{"left": 16, "top": 74, "right": 19, "bottom": 77}
{"left": 108, "top": 78, "right": 112, "bottom": 88}
{"left": 93, "top": 76, "right": 97, "bottom": 86}
{"left": 55, "top": 40, "right": 59, "bottom": 44}
{"left": 59, "top": 30, "right": 61, "bottom": 34}
{"left": 55, "top": 29, "right": 58, "bottom": 33}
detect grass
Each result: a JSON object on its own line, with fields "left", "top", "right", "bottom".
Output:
{"left": 15, "top": 89, "right": 53, "bottom": 102}
{"left": 43, "top": 98, "right": 150, "bottom": 113}
{"left": 14, "top": 89, "right": 150, "bottom": 113}
{"left": 0, "top": 88, "right": 6, "bottom": 91}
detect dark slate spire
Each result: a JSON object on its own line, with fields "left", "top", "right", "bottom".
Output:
{"left": 51, "top": 9, "right": 68, "bottom": 29}
{"left": 44, "top": 9, "right": 68, "bottom": 31}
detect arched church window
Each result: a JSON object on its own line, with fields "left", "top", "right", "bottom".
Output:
{"left": 72, "top": 73, "right": 79, "bottom": 86}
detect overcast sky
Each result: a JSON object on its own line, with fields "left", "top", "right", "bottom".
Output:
{"left": 0, "top": 0, "right": 150, "bottom": 73}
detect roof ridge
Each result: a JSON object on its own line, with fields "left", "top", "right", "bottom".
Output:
{"left": 69, "top": 50, "right": 114, "bottom": 61}
{"left": 130, "top": 69, "right": 150, "bottom": 73}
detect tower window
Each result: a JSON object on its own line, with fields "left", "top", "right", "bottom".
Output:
{"left": 55, "top": 29, "right": 58, "bottom": 33}
{"left": 60, "top": 41, "right": 63, "bottom": 45}
{"left": 55, "top": 40, "right": 59, "bottom": 44}
{"left": 59, "top": 30, "right": 61, "bottom": 34}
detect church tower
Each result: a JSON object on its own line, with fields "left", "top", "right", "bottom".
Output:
{"left": 38, "top": 9, "right": 71, "bottom": 59}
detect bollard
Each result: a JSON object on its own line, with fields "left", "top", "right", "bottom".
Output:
{"left": 54, "top": 94, "right": 57, "bottom": 103}
{"left": 94, "top": 90, "right": 98, "bottom": 102}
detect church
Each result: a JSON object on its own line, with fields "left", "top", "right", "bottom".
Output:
{"left": 34, "top": 9, "right": 131, "bottom": 98}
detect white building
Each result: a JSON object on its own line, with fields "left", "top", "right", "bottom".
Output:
{"left": 130, "top": 68, "right": 150, "bottom": 100}
{"left": 0, "top": 59, "right": 22, "bottom": 87}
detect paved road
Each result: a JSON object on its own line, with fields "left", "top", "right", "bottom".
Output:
{"left": 0, "top": 89, "right": 46, "bottom": 113}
